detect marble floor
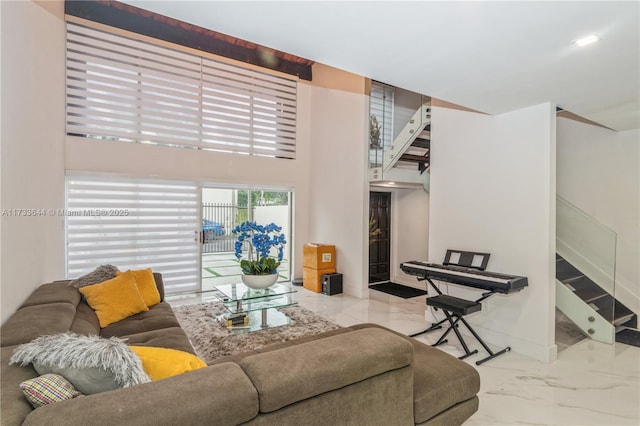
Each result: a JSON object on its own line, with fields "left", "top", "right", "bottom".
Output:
{"left": 170, "top": 284, "right": 639, "bottom": 425}
{"left": 294, "top": 287, "right": 640, "bottom": 426}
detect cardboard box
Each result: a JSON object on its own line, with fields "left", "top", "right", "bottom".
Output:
{"left": 303, "top": 267, "right": 336, "bottom": 293}
{"left": 303, "top": 244, "right": 336, "bottom": 270}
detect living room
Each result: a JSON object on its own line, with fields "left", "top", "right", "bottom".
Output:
{"left": 1, "top": 1, "right": 639, "bottom": 425}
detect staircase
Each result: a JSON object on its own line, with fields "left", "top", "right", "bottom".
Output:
{"left": 382, "top": 103, "right": 431, "bottom": 174}
{"left": 556, "top": 254, "right": 637, "bottom": 344}
{"left": 370, "top": 102, "right": 431, "bottom": 185}
{"left": 556, "top": 195, "right": 638, "bottom": 345}
{"left": 382, "top": 103, "right": 430, "bottom": 173}
{"left": 396, "top": 126, "right": 431, "bottom": 174}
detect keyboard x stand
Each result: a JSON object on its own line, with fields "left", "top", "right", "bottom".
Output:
{"left": 409, "top": 277, "right": 512, "bottom": 365}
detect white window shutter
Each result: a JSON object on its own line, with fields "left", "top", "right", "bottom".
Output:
{"left": 66, "top": 22, "right": 297, "bottom": 158}
{"left": 66, "top": 176, "right": 200, "bottom": 294}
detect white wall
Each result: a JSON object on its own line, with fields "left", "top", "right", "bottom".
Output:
{"left": 0, "top": 1, "right": 66, "bottom": 323}
{"left": 557, "top": 118, "right": 639, "bottom": 314}
{"left": 429, "top": 103, "right": 557, "bottom": 362}
{"left": 393, "top": 188, "right": 430, "bottom": 289}
{"left": 308, "top": 64, "right": 369, "bottom": 298}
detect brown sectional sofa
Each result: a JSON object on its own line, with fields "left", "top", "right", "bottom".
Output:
{"left": 1, "top": 275, "right": 480, "bottom": 425}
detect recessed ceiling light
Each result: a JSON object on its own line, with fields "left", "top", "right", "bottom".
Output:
{"left": 575, "top": 35, "right": 599, "bottom": 47}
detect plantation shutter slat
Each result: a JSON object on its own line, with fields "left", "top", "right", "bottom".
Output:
{"left": 66, "top": 125, "right": 201, "bottom": 148}
{"left": 66, "top": 176, "right": 200, "bottom": 294}
{"left": 66, "top": 48, "right": 202, "bottom": 83}
{"left": 66, "top": 111, "right": 202, "bottom": 142}
{"left": 201, "top": 70, "right": 297, "bottom": 103}
{"left": 66, "top": 81, "right": 202, "bottom": 110}
{"left": 66, "top": 30, "right": 201, "bottom": 72}
{"left": 66, "top": 21, "right": 297, "bottom": 159}
{"left": 66, "top": 104, "right": 201, "bottom": 132}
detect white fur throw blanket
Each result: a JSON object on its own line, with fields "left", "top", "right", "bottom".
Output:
{"left": 9, "top": 332, "right": 150, "bottom": 389}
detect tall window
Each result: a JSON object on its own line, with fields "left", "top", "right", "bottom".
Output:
{"left": 66, "top": 176, "right": 200, "bottom": 294}
{"left": 370, "top": 81, "right": 394, "bottom": 149}
{"left": 66, "top": 22, "right": 297, "bottom": 158}
{"left": 369, "top": 81, "right": 394, "bottom": 171}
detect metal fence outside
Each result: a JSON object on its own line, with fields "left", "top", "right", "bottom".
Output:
{"left": 201, "top": 203, "right": 248, "bottom": 253}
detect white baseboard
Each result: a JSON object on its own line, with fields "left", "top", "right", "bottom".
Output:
{"left": 460, "top": 321, "right": 558, "bottom": 363}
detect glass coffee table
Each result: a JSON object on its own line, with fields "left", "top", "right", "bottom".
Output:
{"left": 212, "top": 282, "right": 297, "bottom": 332}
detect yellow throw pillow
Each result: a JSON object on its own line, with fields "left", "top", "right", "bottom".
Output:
{"left": 116, "top": 268, "right": 161, "bottom": 307}
{"left": 79, "top": 273, "right": 149, "bottom": 328}
{"left": 129, "top": 346, "right": 207, "bottom": 381}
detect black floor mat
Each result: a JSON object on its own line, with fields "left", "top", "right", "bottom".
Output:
{"left": 369, "top": 282, "right": 427, "bottom": 298}
{"left": 616, "top": 328, "right": 640, "bottom": 347}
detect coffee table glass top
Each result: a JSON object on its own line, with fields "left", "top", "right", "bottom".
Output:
{"left": 212, "top": 283, "right": 298, "bottom": 332}
{"left": 212, "top": 282, "right": 297, "bottom": 314}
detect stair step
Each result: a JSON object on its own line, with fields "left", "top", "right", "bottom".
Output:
{"left": 616, "top": 314, "right": 637, "bottom": 327}
{"left": 399, "top": 153, "right": 430, "bottom": 163}
{"left": 556, "top": 256, "right": 584, "bottom": 281}
{"left": 590, "top": 296, "right": 636, "bottom": 325}
{"left": 555, "top": 252, "right": 639, "bottom": 337}
{"left": 411, "top": 138, "right": 430, "bottom": 149}
{"left": 615, "top": 327, "right": 640, "bottom": 347}
{"left": 563, "top": 276, "right": 608, "bottom": 303}
{"left": 620, "top": 314, "right": 638, "bottom": 329}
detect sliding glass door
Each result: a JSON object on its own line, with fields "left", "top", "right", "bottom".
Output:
{"left": 200, "top": 187, "right": 292, "bottom": 292}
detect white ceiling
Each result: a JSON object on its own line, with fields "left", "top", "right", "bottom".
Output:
{"left": 122, "top": 1, "right": 640, "bottom": 131}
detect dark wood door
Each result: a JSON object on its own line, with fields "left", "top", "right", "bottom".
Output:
{"left": 369, "top": 191, "right": 391, "bottom": 283}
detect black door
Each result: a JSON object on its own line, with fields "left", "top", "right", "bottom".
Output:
{"left": 369, "top": 192, "right": 391, "bottom": 283}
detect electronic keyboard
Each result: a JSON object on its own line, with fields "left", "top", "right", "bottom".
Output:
{"left": 400, "top": 261, "right": 528, "bottom": 294}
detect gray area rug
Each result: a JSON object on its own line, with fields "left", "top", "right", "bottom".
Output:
{"left": 173, "top": 301, "right": 342, "bottom": 363}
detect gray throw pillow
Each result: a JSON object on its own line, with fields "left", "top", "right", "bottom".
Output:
{"left": 33, "top": 364, "right": 120, "bottom": 395}
{"left": 9, "top": 332, "right": 150, "bottom": 395}
{"left": 68, "top": 264, "right": 119, "bottom": 289}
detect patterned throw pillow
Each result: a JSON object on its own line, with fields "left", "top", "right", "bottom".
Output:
{"left": 19, "top": 374, "right": 83, "bottom": 408}
{"left": 68, "top": 264, "right": 119, "bottom": 289}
